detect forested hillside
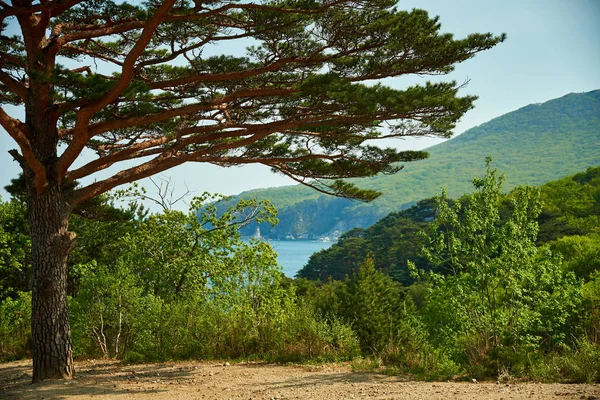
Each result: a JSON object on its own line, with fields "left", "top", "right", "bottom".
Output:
{"left": 298, "top": 165, "right": 600, "bottom": 285}
{"left": 232, "top": 90, "right": 600, "bottom": 239}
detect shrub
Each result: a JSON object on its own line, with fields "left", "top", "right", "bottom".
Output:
{"left": 0, "top": 292, "right": 31, "bottom": 360}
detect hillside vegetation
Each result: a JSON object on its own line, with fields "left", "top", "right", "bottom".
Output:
{"left": 233, "top": 90, "right": 600, "bottom": 239}
{"left": 298, "top": 165, "right": 600, "bottom": 285}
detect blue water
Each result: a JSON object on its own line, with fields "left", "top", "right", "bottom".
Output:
{"left": 273, "top": 240, "right": 333, "bottom": 277}
{"left": 245, "top": 239, "right": 333, "bottom": 277}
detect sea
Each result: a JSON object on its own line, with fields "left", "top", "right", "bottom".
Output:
{"left": 245, "top": 239, "right": 334, "bottom": 277}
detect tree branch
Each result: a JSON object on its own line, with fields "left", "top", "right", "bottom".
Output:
{"left": 65, "top": 114, "right": 305, "bottom": 185}
{"left": 0, "top": 106, "right": 46, "bottom": 193}
{"left": 56, "top": 20, "right": 146, "bottom": 44}
{"left": 59, "top": 86, "right": 295, "bottom": 142}
{"left": 0, "top": 0, "right": 84, "bottom": 19}
{"left": 147, "top": 57, "right": 299, "bottom": 90}
{"left": 165, "top": 0, "right": 348, "bottom": 22}
{"left": 72, "top": 152, "right": 185, "bottom": 205}
{"left": 56, "top": 0, "right": 177, "bottom": 180}
{"left": 0, "top": 69, "right": 27, "bottom": 100}
{"left": 61, "top": 43, "right": 125, "bottom": 67}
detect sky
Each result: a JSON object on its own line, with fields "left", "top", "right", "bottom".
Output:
{"left": 1, "top": 0, "right": 599, "bottom": 209}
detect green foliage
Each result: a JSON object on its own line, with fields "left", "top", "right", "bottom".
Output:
{"left": 538, "top": 166, "right": 600, "bottom": 243}
{"left": 67, "top": 208, "right": 143, "bottom": 297}
{"left": 297, "top": 198, "right": 435, "bottom": 284}
{"left": 2, "top": 162, "right": 600, "bottom": 381}
{"left": 71, "top": 258, "right": 360, "bottom": 363}
{"left": 0, "top": 292, "right": 31, "bottom": 361}
{"left": 68, "top": 194, "right": 358, "bottom": 363}
{"left": 298, "top": 229, "right": 371, "bottom": 281}
{"left": 114, "top": 193, "right": 276, "bottom": 299}
{"left": 271, "top": 302, "right": 361, "bottom": 363}
{"left": 0, "top": 197, "right": 30, "bottom": 300}
{"left": 530, "top": 339, "right": 600, "bottom": 383}
{"left": 1, "top": 186, "right": 361, "bottom": 364}
{"left": 413, "top": 159, "right": 582, "bottom": 377}
{"left": 1, "top": 175, "right": 143, "bottom": 299}
{"left": 548, "top": 235, "right": 600, "bottom": 280}
{"left": 581, "top": 271, "right": 600, "bottom": 344}
{"left": 338, "top": 256, "right": 402, "bottom": 353}
{"left": 297, "top": 165, "right": 600, "bottom": 290}
{"left": 298, "top": 163, "right": 599, "bottom": 380}
{"left": 70, "top": 260, "right": 144, "bottom": 359}
{"left": 308, "top": 255, "right": 462, "bottom": 379}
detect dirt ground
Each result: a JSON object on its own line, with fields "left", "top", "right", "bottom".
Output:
{"left": 1, "top": 359, "right": 598, "bottom": 400}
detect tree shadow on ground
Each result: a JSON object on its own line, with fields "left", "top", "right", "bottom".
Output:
{"left": 0, "top": 359, "right": 200, "bottom": 400}
{"left": 261, "top": 369, "right": 410, "bottom": 390}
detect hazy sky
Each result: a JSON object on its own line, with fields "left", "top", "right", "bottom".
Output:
{"left": 1, "top": 0, "right": 599, "bottom": 208}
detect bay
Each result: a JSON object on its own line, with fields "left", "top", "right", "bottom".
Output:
{"left": 273, "top": 240, "right": 334, "bottom": 277}
{"left": 245, "top": 238, "right": 334, "bottom": 277}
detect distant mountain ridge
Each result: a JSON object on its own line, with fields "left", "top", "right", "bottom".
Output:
{"left": 230, "top": 89, "right": 600, "bottom": 240}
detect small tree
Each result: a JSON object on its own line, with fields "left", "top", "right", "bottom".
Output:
{"left": 0, "top": 1, "right": 503, "bottom": 380}
{"left": 341, "top": 255, "right": 401, "bottom": 353}
{"left": 116, "top": 192, "right": 277, "bottom": 299}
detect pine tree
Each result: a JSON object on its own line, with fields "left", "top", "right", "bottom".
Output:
{"left": 342, "top": 256, "right": 401, "bottom": 353}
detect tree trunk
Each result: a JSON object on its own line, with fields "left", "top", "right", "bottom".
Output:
{"left": 28, "top": 180, "right": 75, "bottom": 382}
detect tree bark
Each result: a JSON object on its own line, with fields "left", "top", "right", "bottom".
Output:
{"left": 27, "top": 179, "right": 75, "bottom": 382}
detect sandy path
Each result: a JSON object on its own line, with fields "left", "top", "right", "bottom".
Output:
{"left": 1, "top": 359, "right": 598, "bottom": 399}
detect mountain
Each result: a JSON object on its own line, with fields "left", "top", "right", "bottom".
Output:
{"left": 230, "top": 89, "right": 600, "bottom": 240}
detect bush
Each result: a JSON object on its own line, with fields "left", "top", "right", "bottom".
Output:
{"left": 0, "top": 292, "right": 31, "bottom": 360}
{"left": 70, "top": 261, "right": 145, "bottom": 359}
{"left": 581, "top": 271, "right": 600, "bottom": 344}
{"left": 380, "top": 315, "right": 463, "bottom": 380}
{"left": 531, "top": 339, "right": 600, "bottom": 383}
{"left": 275, "top": 303, "right": 360, "bottom": 362}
